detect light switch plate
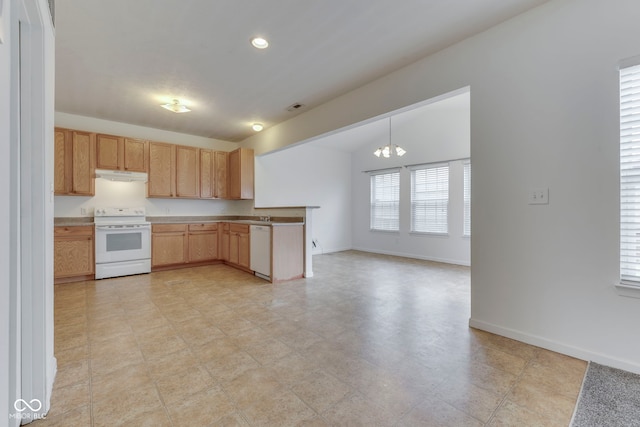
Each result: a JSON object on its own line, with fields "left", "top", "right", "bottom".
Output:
{"left": 528, "top": 188, "right": 549, "bottom": 205}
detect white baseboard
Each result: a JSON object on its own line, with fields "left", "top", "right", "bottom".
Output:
{"left": 351, "top": 246, "right": 470, "bottom": 266}
{"left": 469, "top": 318, "right": 640, "bottom": 375}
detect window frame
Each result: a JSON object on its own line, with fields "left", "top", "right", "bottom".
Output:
{"left": 463, "top": 160, "right": 471, "bottom": 237}
{"left": 409, "top": 163, "right": 450, "bottom": 235}
{"left": 369, "top": 169, "right": 400, "bottom": 232}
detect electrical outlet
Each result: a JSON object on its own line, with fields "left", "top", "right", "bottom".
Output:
{"left": 80, "top": 207, "right": 87, "bottom": 215}
{"left": 528, "top": 188, "right": 549, "bottom": 205}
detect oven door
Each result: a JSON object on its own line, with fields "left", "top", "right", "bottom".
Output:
{"left": 95, "top": 224, "right": 151, "bottom": 264}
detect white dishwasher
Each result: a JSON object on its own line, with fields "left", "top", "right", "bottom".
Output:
{"left": 250, "top": 225, "right": 271, "bottom": 281}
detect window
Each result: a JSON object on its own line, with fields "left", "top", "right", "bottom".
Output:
{"left": 411, "top": 164, "right": 449, "bottom": 234}
{"left": 463, "top": 161, "right": 471, "bottom": 237}
{"left": 620, "top": 62, "right": 640, "bottom": 285}
{"left": 370, "top": 170, "right": 400, "bottom": 231}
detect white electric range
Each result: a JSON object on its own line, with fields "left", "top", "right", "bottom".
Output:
{"left": 94, "top": 207, "right": 151, "bottom": 279}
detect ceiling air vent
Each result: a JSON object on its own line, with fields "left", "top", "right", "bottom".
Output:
{"left": 286, "top": 103, "right": 306, "bottom": 112}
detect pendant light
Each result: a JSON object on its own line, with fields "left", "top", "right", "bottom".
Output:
{"left": 373, "top": 117, "right": 406, "bottom": 158}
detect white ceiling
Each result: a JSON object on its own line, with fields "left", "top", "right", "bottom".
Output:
{"left": 55, "top": 0, "right": 548, "bottom": 142}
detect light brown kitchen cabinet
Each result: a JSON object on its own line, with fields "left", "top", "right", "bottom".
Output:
{"left": 147, "top": 142, "right": 175, "bottom": 198}
{"left": 96, "top": 134, "right": 148, "bottom": 172}
{"left": 227, "top": 148, "right": 254, "bottom": 200}
{"left": 220, "top": 222, "right": 230, "bottom": 261}
{"left": 54, "top": 128, "right": 95, "bottom": 196}
{"left": 151, "top": 224, "right": 188, "bottom": 267}
{"left": 227, "top": 223, "right": 250, "bottom": 269}
{"left": 54, "top": 225, "right": 94, "bottom": 283}
{"left": 199, "top": 149, "right": 215, "bottom": 199}
{"left": 215, "top": 151, "right": 228, "bottom": 199}
{"left": 188, "top": 223, "right": 218, "bottom": 262}
{"left": 176, "top": 146, "right": 200, "bottom": 198}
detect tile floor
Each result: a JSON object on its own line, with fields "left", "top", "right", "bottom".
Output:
{"left": 34, "top": 251, "right": 587, "bottom": 426}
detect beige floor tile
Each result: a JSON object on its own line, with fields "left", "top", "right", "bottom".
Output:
{"left": 155, "top": 366, "right": 216, "bottom": 405}
{"left": 204, "top": 349, "right": 261, "bottom": 384}
{"left": 47, "top": 381, "right": 91, "bottom": 418}
{"left": 291, "top": 369, "right": 352, "bottom": 413}
{"left": 46, "top": 252, "right": 588, "bottom": 427}
{"left": 488, "top": 399, "right": 567, "bottom": 427}
{"left": 145, "top": 346, "right": 202, "bottom": 380}
{"left": 165, "top": 385, "right": 235, "bottom": 427}
{"left": 435, "top": 378, "right": 504, "bottom": 423}
{"left": 398, "top": 395, "right": 484, "bottom": 427}
{"left": 240, "top": 388, "right": 317, "bottom": 427}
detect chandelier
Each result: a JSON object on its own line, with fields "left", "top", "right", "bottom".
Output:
{"left": 373, "top": 117, "right": 406, "bottom": 158}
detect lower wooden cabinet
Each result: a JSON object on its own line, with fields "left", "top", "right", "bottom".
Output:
{"left": 54, "top": 225, "right": 95, "bottom": 283}
{"left": 152, "top": 223, "right": 219, "bottom": 268}
{"left": 188, "top": 223, "right": 218, "bottom": 262}
{"left": 227, "top": 223, "right": 250, "bottom": 269}
{"left": 151, "top": 224, "right": 188, "bottom": 267}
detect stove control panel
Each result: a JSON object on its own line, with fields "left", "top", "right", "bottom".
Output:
{"left": 94, "top": 207, "right": 146, "bottom": 217}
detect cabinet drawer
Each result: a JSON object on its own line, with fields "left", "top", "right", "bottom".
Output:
{"left": 230, "top": 223, "right": 249, "bottom": 233}
{"left": 54, "top": 225, "right": 94, "bottom": 236}
{"left": 188, "top": 223, "right": 218, "bottom": 232}
{"left": 152, "top": 224, "right": 187, "bottom": 233}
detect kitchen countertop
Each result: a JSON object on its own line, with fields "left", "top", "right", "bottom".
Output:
{"left": 54, "top": 216, "right": 304, "bottom": 226}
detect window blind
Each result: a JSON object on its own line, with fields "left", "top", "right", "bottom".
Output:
{"left": 370, "top": 171, "right": 400, "bottom": 231}
{"left": 620, "top": 63, "right": 640, "bottom": 284}
{"left": 463, "top": 161, "right": 471, "bottom": 237}
{"left": 411, "top": 164, "right": 449, "bottom": 233}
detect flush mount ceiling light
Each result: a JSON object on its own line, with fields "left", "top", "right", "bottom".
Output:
{"left": 374, "top": 117, "right": 406, "bottom": 158}
{"left": 251, "top": 37, "right": 269, "bottom": 49}
{"left": 252, "top": 123, "right": 264, "bottom": 132}
{"left": 160, "top": 99, "right": 191, "bottom": 113}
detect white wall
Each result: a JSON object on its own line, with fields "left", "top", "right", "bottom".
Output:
{"left": 255, "top": 144, "right": 352, "bottom": 254}
{"left": 351, "top": 93, "right": 470, "bottom": 265}
{"left": 241, "top": 0, "right": 640, "bottom": 373}
{"left": 1, "top": 0, "right": 14, "bottom": 422}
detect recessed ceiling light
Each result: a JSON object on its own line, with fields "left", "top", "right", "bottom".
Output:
{"left": 160, "top": 99, "right": 191, "bottom": 113}
{"left": 252, "top": 123, "right": 264, "bottom": 132}
{"left": 251, "top": 37, "right": 269, "bottom": 49}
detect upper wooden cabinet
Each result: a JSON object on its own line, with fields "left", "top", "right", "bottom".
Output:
{"left": 228, "top": 148, "right": 254, "bottom": 200}
{"left": 54, "top": 127, "right": 95, "bottom": 196}
{"left": 215, "top": 151, "right": 228, "bottom": 199}
{"left": 200, "top": 149, "right": 215, "bottom": 199}
{"left": 175, "top": 145, "right": 200, "bottom": 198}
{"left": 147, "top": 142, "right": 175, "bottom": 198}
{"left": 96, "top": 134, "right": 148, "bottom": 172}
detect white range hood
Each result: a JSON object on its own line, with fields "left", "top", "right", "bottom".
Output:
{"left": 95, "top": 169, "right": 148, "bottom": 182}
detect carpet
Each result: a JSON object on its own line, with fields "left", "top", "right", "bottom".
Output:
{"left": 570, "top": 362, "right": 640, "bottom": 427}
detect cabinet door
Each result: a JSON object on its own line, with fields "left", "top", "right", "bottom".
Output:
{"left": 148, "top": 142, "right": 175, "bottom": 197}
{"left": 188, "top": 231, "right": 218, "bottom": 262}
{"left": 229, "top": 232, "right": 239, "bottom": 265}
{"left": 220, "top": 224, "right": 230, "bottom": 261}
{"left": 199, "top": 149, "right": 214, "bottom": 199}
{"left": 54, "top": 128, "right": 69, "bottom": 194}
{"left": 228, "top": 148, "right": 254, "bottom": 200}
{"left": 71, "top": 131, "right": 95, "bottom": 195}
{"left": 176, "top": 146, "right": 199, "bottom": 198}
{"left": 123, "top": 138, "right": 147, "bottom": 172}
{"left": 214, "top": 151, "right": 228, "bottom": 199}
{"left": 96, "top": 134, "right": 122, "bottom": 170}
{"left": 238, "top": 232, "right": 250, "bottom": 268}
{"left": 152, "top": 232, "right": 187, "bottom": 266}
{"left": 54, "top": 226, "right": 94, "bottom": 279}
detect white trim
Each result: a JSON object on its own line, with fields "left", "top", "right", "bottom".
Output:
{"left": 352, "top": 246, "right": 470, "bottom": 267}
{"left": 469, "top": 318, "right": 640, "bottom": 375}
{"left": 615, "top": 282, "right": 640, "bottom": 299}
